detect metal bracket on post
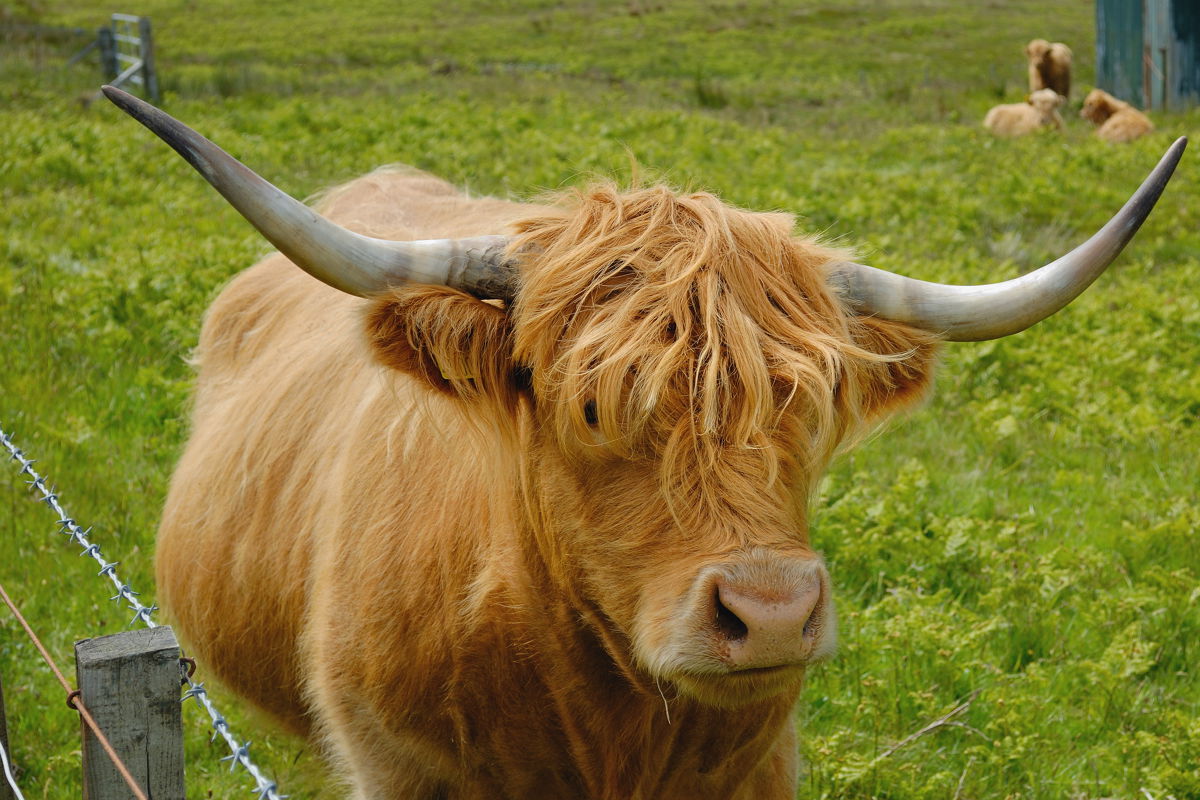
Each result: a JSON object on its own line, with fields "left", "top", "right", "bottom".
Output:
{"left": 74, "top": 627, "right": 185, "bottom": 800}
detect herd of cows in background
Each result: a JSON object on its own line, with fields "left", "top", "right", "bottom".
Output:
{"left": 984, "top": 38, "right": 1156, "bottom": 141}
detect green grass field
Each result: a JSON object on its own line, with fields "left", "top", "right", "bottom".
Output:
{"left": 1, "top": 1, "right": 1198, "bottom": 797}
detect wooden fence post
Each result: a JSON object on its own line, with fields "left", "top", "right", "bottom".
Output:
{"left": 0, "top": 672, "right": 14, "bottom": 800}
{"left": 74, "top": 627, "right": 185, "bottom": 800}
{"left": 97, "top": 25, "right": 117, "bottom": 81}
{"left": 137, "top": 17, "right": 160, "bottom": 103}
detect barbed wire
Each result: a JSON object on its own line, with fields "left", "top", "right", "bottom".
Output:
{"left": 0, "top": 425, "right": 286, "bottom": 800}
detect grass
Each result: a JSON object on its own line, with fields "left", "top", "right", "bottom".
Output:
{"left": 1, "top": 0, "right": 1198, "bottom": 798}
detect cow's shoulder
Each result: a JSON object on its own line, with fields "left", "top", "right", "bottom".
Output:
{"left": 314, "top": 165, "right": 553, "bottom": 240}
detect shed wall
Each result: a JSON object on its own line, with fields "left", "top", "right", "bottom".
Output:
{"left": 1096, "top": 0, "right": 1200, "bottom": 110}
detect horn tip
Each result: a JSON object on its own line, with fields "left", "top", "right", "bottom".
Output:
{"left": 1163, "top": 136, "right": 1188, "bottom": 167}
{"left": 100, "top": 84, "right": 217, "bottom": 184}
{"left": 1153, "top": 137, "right": 1188, "bottom": 186}
{"left": 101, "top": 84, "right": 130, "bottom": 105}
{"left": 101, "top": 84, "right": 150, "bottom": 121}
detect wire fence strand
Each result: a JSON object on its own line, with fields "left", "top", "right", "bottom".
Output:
{"left": 0, "top": 425, "right": 286, "bottom": 800}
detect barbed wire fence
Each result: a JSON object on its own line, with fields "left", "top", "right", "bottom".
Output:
{"left": 0, "top": 425, "right": 286, "bottom": 800}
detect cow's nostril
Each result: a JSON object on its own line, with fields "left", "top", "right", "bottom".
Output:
{"left": 714, "top": 591, "right": 749, "bottom": 642}
{"left": 707, "top": 571, "right": 828, "bottom": 669}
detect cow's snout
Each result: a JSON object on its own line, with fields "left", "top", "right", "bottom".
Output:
{"left": 712, "top": 576, "right": 823, "bottom": 668}
{"left": 635, "top": 550, "right": 837, "bottom": 703}
{"left": 702, "top": 555, "right": 834, "bottom": 670}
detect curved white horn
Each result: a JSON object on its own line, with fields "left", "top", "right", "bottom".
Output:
{"left": 827, "top": 137, "right": 1186, "bottom": 341}
{"left": 102, "top": 86, "right": 517, "bottom": 299}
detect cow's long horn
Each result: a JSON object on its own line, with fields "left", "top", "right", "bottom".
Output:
{"left": 826, "top": 137, "right": 1186, "bottom": 341}
{"left": 101, "top": 86, "right": 517, "bottom": 299}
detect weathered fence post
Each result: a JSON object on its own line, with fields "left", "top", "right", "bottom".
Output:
{"left": 136, "top": 16, "right": 160, "bottom": 103}
{"left": 74, "top": 627, "right": 185, "bottom": 800}
{"left": 97, "top": 26, "right": 117, "bottom": 81}
{"left": 0, "top": 672, "right": 14, "bottom": 800}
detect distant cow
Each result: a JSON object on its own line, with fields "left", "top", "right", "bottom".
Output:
{"left": 103, "top": 87, "right": 1182, "bottom": 799}
{"left": 984, "top": 88, "right": 1064, "bottom": 136}
{"left": 1082, "top": 88, "right": 1156, "bottom": 143}
{"left": 1025, "top": 38, "right": 1072, "bottom": 98}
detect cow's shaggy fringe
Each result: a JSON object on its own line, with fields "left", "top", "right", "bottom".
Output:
{"left": 509, "top": 183, "right": 938, "bottom": 526}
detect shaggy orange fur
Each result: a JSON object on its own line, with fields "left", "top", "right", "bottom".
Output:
{"left": 983, "top": 88, "right": 1064, "bottom": 137}
{"left": 156, "top": 168, "right": 939, "bottom": 799}
{"left": 1025, "top": 38, "right": 1072, "bottom": 98}
{"left": 1081, "top": 88, "right": 1155, "bottom": 143}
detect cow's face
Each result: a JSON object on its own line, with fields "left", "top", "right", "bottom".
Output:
{"left": 1081, "top": 89, "right": 1118, "bottom": 124}
{"left": 1025, "top": 38, "right": 1052, "bottom": 65}
{"left": 367, "top": 184, "right": 939, "bottom": 708}
{"left": 1030, "top": 89, "right": 1065, "bottom": 115}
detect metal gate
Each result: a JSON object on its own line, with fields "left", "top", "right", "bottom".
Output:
{"left": 97, "top": 14, "right": 159, "bottom": 102}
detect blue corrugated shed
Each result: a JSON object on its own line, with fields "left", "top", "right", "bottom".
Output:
{"left": 1097, "top": 0, "right": 1200, "bottom": 110}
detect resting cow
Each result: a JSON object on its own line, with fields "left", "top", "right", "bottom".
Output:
{"left": 983, "top": 88, "right": 1064, "bottom": 137}
{"left": 102, "top": 86, "right": 1183, "bottom": 800}
{"left": 1081, "top": 88, "right": 1156, "bottom": 143}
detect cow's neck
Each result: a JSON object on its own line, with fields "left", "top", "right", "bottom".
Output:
{"left": 450, "top": 507, "right": 801, "bottom": 799}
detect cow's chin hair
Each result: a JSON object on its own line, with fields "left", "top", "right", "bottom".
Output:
{"left": 665, "top": 664, "right": 809, "bottom": 709}
{"left": 631, "top": 618, "right": 816, "bottom": 710}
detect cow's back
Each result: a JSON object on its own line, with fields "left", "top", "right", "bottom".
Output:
{"left": 156, "top": 169, "right": 544, "bottom": 734}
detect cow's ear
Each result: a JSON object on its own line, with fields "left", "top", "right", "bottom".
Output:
{"left": 847, "top": 315, "right": 941, "bottom": 423}
{"left": 364, "top": 286, "right": 520, "bottom": 411}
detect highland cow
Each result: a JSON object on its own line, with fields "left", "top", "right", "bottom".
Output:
{"left": 1082, "top": 88, "right": 1156, "bottom": 143}
{"left": 984, "top": 88, "right": 1064, "bottom": 136}
{"left": 103, "top": 86, "right": 1183, "bottom": 799}
{"left": 1026, "top": 38, "right": 1072, "bottom": 98}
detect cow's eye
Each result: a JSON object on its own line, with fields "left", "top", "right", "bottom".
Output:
{"left": 584, "top": 400, "right": 599, "bottom": 426}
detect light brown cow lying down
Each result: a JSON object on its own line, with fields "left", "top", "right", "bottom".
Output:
{"left": 1082, "top": 88, "right": 1156, "bottom": 143}
{"left": 102, "top": 87, "right": 1183, "bottom": 799}
{"left": 1025, "top": 38, "right": 1072, "bottom": 98}
{"left": 984, "top": 89, "right": 1064, "bottom": 137}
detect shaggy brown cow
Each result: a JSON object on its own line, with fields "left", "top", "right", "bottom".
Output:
{"left": 1025, "top": 38, "right": 1072, "bottom": 98}
{"left": 103, "top": 86, "right": 1183, "bottom": 800}
{"left": 984, "top": 88, "right": 1064, "bottom": 137}
{"left": 1082, "top": 88, "right": 1156, "bottom": 143}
